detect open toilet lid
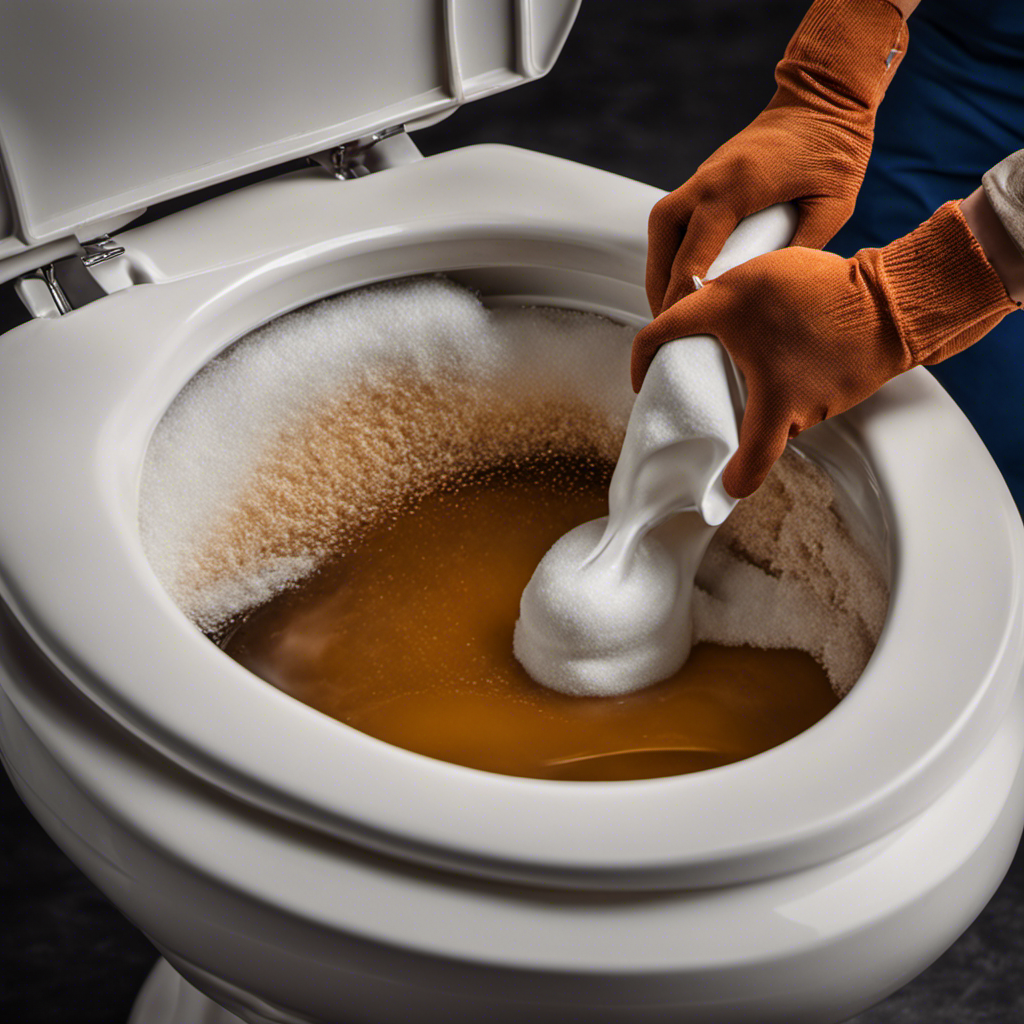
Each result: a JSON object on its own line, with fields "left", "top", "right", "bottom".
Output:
{"left": 0, "top": 0, "right": 579, "bottom": 280}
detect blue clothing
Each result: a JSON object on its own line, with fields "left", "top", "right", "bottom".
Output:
{"left": 830, "top": 0, "right": 1024, "bottom": 509}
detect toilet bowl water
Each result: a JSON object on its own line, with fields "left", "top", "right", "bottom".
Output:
{"left": 515, "top": 205, "right": 796, "bottom": 697}
{"left": 135, "top": 213, "right": 883, "bottom": 780}
{"left": 133, "top": 259, "right": 861, "bottom": 780}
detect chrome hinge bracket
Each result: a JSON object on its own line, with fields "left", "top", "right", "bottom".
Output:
{"left": 310, "top": 125, "right": 421, "bottom": 180}
{"left": 17, "top": 235, "right": 126, "bottom": 318}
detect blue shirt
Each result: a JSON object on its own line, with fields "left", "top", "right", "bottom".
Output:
{"left": 831, "top": 0, "right": 1024, "bottom": 508}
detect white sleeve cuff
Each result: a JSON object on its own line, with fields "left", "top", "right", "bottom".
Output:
{"left": 982, "top": 148, "right": 1024, "bottom": 259}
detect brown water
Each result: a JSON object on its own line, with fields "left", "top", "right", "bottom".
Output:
{"left": 222, "top": 454, "right": 838, "bottom": 781}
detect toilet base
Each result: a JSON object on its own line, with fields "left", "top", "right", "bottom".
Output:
{"left": 130, "top": 959, "right": 244, "bottom": 1024}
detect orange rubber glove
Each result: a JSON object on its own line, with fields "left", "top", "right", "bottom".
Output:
{"left": 646, "top": 0, "right": 908, "bottom": 316}
{"left": 632, "top": 200, "right": 1021, "bottom": 499}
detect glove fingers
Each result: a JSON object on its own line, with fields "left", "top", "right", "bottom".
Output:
{"left": 722, "top": 385, "right": 792, "bottom": 499}
{"left": 788, "top": 197, "right": 850, "bottom": 250}
{"left": 631, "top": 287, "right": 722, "bottom": 393}
{"left": 660, "top": 204, "right": 739, "bottom": 311}
{"left": 646, "top": 193, "right": 697, "bottom": 316}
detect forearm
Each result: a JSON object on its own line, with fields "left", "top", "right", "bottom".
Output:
{"left": 977, "top": 148, "right": 1024, "bottom": 305}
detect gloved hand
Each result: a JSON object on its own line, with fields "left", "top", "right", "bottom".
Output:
{"left": 646, "top": 0, "right": 908, "bottom": 316}
{"left": 633, "top": 200, "right": 1020, "bottom": 498}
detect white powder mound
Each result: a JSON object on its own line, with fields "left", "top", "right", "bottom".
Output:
{"left": 514, "top": 519, "right": 697, "bottom": 697}
{"left": 139, "top": 274, "right": 888, "bottom": 696}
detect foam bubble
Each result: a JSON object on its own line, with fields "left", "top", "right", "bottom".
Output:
{"left": 695, "top": 450, "right": 889, "bottom": 697}
{"left": 140, "top": 276, "right": 634, "bottom": 632}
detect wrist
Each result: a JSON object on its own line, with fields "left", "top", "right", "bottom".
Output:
{"left": 960, "top": 189, "right": 1024, "bottom": 305}
{"left": 774, "top": 0, "right": 908, "bottom": 113}
{"left": 863, "top": 201, "right": 1019, "bottom": 366}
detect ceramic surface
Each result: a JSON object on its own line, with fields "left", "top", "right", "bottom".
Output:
{"left": 0, "top": 146, "right": 1022, "bottom": 1024}
{"left": 0, "top": 147, "right": 1020, "bottom": 892}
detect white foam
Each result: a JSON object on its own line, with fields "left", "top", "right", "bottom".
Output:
{"left": 695, "top": 450, "right": 889, "bottom": 697}
{"left": 139, "top": 276, "right": 635, "bottom": 630}
{"left": 513, "top": 338, "right": 739, "bottom": 696}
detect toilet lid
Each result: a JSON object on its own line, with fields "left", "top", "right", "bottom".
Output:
{"left": 0, "top": 0, "right": 579, "bottom": 279}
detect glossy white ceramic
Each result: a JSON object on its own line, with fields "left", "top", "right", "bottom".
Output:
{"left": 0, "top": 145, "right": 1022, "bottom": 1023}
{"left": 2, "top": 579, "right": 1022, "bottom": 1024}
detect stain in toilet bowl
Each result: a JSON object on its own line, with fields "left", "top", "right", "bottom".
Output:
{"left": 138, "top": 275, "right": 888, "bottom": 780}
{"left": 221, "top": 451, "right": 839, "bottom": 782}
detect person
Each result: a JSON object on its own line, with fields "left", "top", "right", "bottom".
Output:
{"left": 632, "top": 0, "right": 1024, "bottom": 503}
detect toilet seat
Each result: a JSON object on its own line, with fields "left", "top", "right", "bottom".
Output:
{"left": 4, "top": 591, "right": 1022, "bottom": 1021}
{"left": 0, "top": 143, "right": 1022, "bottom": 891}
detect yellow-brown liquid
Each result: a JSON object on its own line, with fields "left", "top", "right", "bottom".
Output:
{"left": 222, "top": 455, "right": 838, "bottom": 781}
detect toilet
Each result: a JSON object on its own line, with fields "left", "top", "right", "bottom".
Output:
{"left": 1, "top": 2, "right": 1024, "bottom": 1022}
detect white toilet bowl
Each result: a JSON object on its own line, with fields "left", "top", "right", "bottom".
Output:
{"left": 0, "top": 143, "right": 1023, "bottom": 1024}
{"left": 1, "top": 3, "right": 1023, "bottom": 1021}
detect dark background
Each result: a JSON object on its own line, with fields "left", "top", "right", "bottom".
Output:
{"left": 2, "top": 1, "right": 1023, "bottom": 1020}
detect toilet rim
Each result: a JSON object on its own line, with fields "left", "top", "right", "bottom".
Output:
{"left": 0, "top": 147, "right": 1021, "bottom": 891}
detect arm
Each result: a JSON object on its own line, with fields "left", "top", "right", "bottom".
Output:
{"left": 647, "top": 0, "right": 911, "bottom": 315}
{"left": 971, "top": 148, "right": 1024, "bottom": 304}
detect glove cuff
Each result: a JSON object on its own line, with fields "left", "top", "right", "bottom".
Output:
{"left": 773, "top": 0, "right": 908, "bottom": 114}
{"left": 867, "top": 200, "right": 1020, "bottom": 365}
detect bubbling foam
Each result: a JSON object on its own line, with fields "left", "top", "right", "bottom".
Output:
{"left": 695, "top": 450, "right": 889, "bottom": 697}
{"left": 139, "top": 275, "right": 888, "bottom": 695}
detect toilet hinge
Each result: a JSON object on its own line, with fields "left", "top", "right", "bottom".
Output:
{"left": 16, "top": 236, "right": 127, "bottom": 318}
{"left": 310, "top": 125, "right": 422, "bottom": 180}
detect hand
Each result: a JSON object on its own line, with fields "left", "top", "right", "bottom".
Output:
{"left": 633, "top": 201, "right": 1019, "bottom": 498}
{"left": 646, "top": 0, "right": 908, "bottom": 316}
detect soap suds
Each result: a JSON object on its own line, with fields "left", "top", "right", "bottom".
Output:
{"left": 139, "top": 275, "right": 888, "bottom": 695}
{"left": 695, "top": 451, "right": 888, "bottom": 697}
{"left": 140, "top": 276, "right": 633, "bottom": 632}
